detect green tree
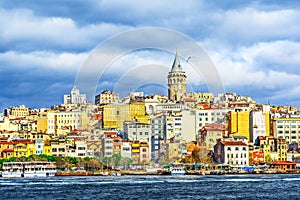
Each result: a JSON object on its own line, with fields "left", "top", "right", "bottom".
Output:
{"left": 111, "top": 154, "right": 122, "bottom": 168}
{"left": 102, "top": 156, "right": 111, "bottom": 168}
{"left": 121, "top": 157, "right": 133, "bottom": 170}
{"left": 55, "top": 156, "right": 67, "bottom": 169}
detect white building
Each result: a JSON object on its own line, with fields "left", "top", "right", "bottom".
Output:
{"left": 121, "top": 141, "right": 132, "bottom": 159}
{"left": 47, "top": 111, "right": 84, "bottom": 135}
{"left": 273, "top": 118, "right": 300, "bottom": 144}
{"left": 196, "top": 108, "right": 232, "bottom": 129}
{"left": 35, "top": 140, "right": 44, "bottom": 155}
{"left": 250, "top": 111, "right": 267, "bottom": 142}
{"left": 64, "top": 86, "right": 87, "bottom": 104}
{"left": 123, "top": 122, "right": 151, "bottom": 143}
{"left": 164, "top": 114, "right": 182, "bottom": 140}
{"left": 181, "top": 110, "right": 196, "bottom": 142}
{"left": 123, "top": 121, "right": 151, "bottom": 159}
{"left": 214, "top": 140, "right": 249, "bottom": 166}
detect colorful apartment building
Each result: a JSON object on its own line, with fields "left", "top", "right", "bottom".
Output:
{"left": 213, "top": 139, "right": 249, "bottom": 166}
{"left": 102, "top": 103, "right": 149, "bottom": 130}
{"left": 139, "top": 142, "right": 150, "bottom": 164}
{"left": 273, "top": 118, "right": 300, "bottom": 144}
{"left": 228, "top": 111, "right": 251, "bottom": 140}
{"left": 250, "top": 111, "right": 270, "bottom": 142}
{"left": 200, "top": 124, "right": 225, "bottom": 151}
{"left": 47, "top": 111, "right": 88, "bottom": 136}
{"left": 95, "top": 90, "right": 120, "bottom": 105}
{"left": 101, "top": 131, "right": 122, "bottom": 157}
{"left": 254, "top": 136, "right": 288, "bottom": 162}
{"left": 51, "top": 139, "right": 67, "bottom": 157}
{"left": 131, "top": 141, "right": 140, "bottom": 164}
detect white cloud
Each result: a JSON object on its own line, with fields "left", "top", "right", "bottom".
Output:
{"left": 0, "top": 8, "right": 132, "bottom": 51}
{"left": 215, "top": 8, "right": 300, "bottom": 43}
{"left": 0, "top": 51, "right": 88, "bottom": 71}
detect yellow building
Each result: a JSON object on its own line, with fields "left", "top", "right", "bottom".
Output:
{"left": 13, "top": 141, "right": 36, "bottom": 158}
{"left": 264, "top": 112, "right": 271, "bottom": 136}
{"left": 43, "top": 145, "right": 52, "bottom": 156}
{"left": 103, "top": 103, "right": 149, "bottom": 130}
{"left": 254, "top": 136, "right": 287, "bottom": 163}
{"left": 228, "top": 111, "right": 250, "bottom": 140}
{"left": 0, "top": 142, "right": 14, "bottom": 158}
{"left": 8, "top": 105, "right": 29, "bottom": 118}
{"left": 37, "top": 112, "right": 48, "bottom": 133}
{"left": 51, "top": 139, "right": 67, "bottom": 157}
{"left": 131, "top": 141, "right": 140, "bottom": 165}
{"left": 47, "top": 111, "right": 87, "bottom": 136}
{"left": 277, "top": 138, "right": 287, "bottom": 161}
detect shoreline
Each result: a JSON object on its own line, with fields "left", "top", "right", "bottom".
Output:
{"left": 54, "top": 169, "right": 300, "bottom": 176}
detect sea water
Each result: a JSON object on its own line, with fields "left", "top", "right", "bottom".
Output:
{"left": 1, "top": 174, "right": 300, "bottom": 199}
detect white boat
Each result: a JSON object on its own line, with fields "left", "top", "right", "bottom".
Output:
{"left": 171, "top": 164, "right": 185, "bottom": 176}
{"left": 2, "top": 161, "right": 57, "bottom": 178}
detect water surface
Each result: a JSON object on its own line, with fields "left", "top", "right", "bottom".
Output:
{"left": 1, "top": 174, "right": 300, "bottom": 199}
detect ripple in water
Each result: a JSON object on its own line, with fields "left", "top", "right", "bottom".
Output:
{"left": 1, "top": 174, "right": 300, "bottom": 200}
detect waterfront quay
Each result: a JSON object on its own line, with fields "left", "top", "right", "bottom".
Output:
{"left": 54, "top": 166, "right": 300, "bottom": 176}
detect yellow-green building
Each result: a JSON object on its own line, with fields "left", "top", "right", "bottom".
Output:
{"left": 103, "top": 103, "right": 149, "bottom": 130}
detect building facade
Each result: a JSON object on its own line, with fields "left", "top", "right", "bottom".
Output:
{"left": 95, "top": 90, "right": 120, "bottom": 105}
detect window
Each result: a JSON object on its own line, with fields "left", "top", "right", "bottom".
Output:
{"left": 123, "top": 147, "right": 130, "bottom": 151}
{"left": 227, "top": 147, "right": 231, "bottom": 151}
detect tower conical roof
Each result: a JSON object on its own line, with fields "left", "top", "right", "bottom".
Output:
{"left": 171, "top": 50, "right": 183, "bottom": 72}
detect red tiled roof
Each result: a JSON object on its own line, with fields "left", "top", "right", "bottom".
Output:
{"left": 182, "top": 98, "right": 195, "bottom": 102}
{"left": 268, "top": 160, "right": 297, "bottom": 165}
{"left": 0, "top": 137, "right": 9, "bottom": 141}
{"left": 2, "top": 149, "right": 14, "bottom": 152}
{"left": 258, "top": 136, "right": 266, "bottom": 140}
{"left": 104, "top": 131, "right": 118, "bottom": 135}
{"left": 10, "top": 117, "right": 25, "bottom": 121}
{"left": 11, "top": 141, "right": 34, "bottom": 145}
{"left": 221, "top": 141, "right": 247, "bottom": 146}
{"left": 0, "top": 141, "right": 12, "bottom": 145}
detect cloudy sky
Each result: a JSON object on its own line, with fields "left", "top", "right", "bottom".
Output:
{"left": 1, "top": 0, "right": 300, "bottom": 110}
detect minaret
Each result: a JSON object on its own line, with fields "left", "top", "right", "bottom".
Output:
{"left": 167, "top": 50, "right": 187, "bottom": 101}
